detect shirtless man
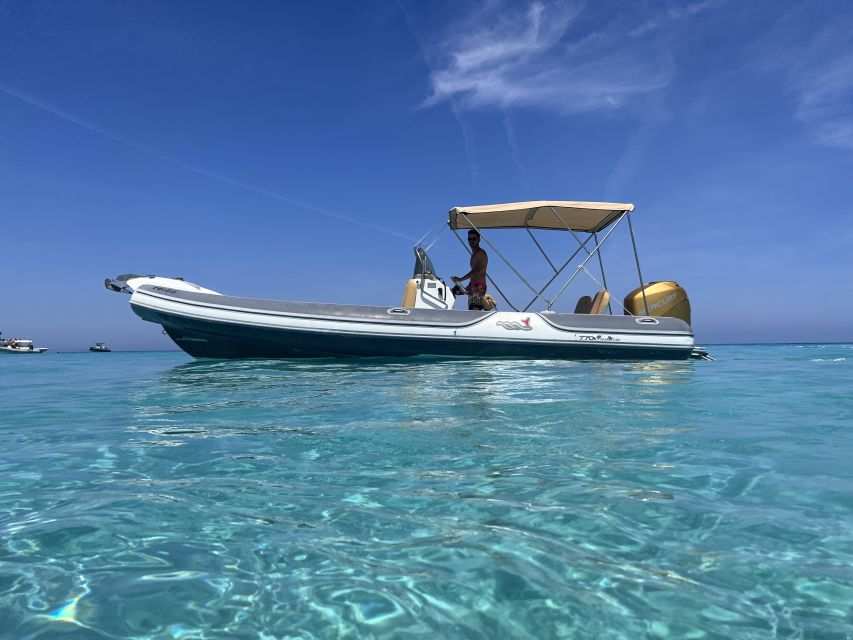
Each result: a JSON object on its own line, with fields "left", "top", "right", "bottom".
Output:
{"left": 452, "top": 229, "right": 489, "bottom": 310}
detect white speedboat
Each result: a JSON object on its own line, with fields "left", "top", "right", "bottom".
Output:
{"left": 0, "top": 338, "right": 48, "bottom": 354}
{"left": 106, "top": 200, "right": 702, "bottom": 360}
{"left": 89, "top": 342, "right": 112, "bottom": 352}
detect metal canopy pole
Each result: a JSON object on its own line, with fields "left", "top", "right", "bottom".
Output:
{"left": 550, "top": 206, "right": 612, "bottom": 312}
{"left": 547, "top": 207, "right": 596, "bottom": 262}
{"left": 521, "top": 233, "right": 596, "bottom": 311}
{"left": 547, "top": 212, "right": 628, "bottom": 311}
{"left": 459, "top": 213, "right": 541, "bottom": 298}
{"left": 568, "top": 229, "right": 593, "bottom": 257}
{"left": 525, "top": 228, "right": 558, "bottom": 273}
{"left": 517, "top": 206, "right": 598, "bottom": 312}
{"left": 451, "top": 228, "right": 518, "bottom": 311}
{"left": 626, "top": 211, "right": 649, "bottom": 316}
{"left": 592, "top": 231, "right": 613, "bottom": 314}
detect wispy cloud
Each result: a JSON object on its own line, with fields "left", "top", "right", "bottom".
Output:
{"left": 757, "top": 14, "right": 853, "bottom": 150}
{"left": 791, "top": 50, "right": 853, "bottom": 149}
{"left": 502, "top": 110, "right": 527, "bottom": 188}
{"left": 629, "top": 0, "right": 723, "bottom": 38}
{"left": 422, "top": 1, "right": 674, "bottom": 114}
{"left": 396, "top": 0, "right": 480, "bottom": 186}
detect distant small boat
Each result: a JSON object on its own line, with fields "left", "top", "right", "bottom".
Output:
{"left": 0, "top": 337, "right": 48, "bottom": 354}
{"left": 89, "top": 342, "right": 112, "bottom": 352}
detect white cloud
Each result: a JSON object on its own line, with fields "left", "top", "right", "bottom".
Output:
{"left": 422, "top": 1, "right": 674, "bottom": 114}
{"left": 758, "top": 15, "right": 853, "bottom": 150}
{"left": 629, "top": 0, "right": 723, "bottom": 38}
{"left": 793, "top": 52, "right": 853, "bottom": 149}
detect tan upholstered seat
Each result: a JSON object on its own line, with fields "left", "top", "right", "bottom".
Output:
{"left": 590, "top": 289, "right": 610, "bottom": 314}
{"left": 401, "top": 279, "right": 418, "bottom": 308}
{"left": 574, "top": 295, "right": 593, "bottom": 314}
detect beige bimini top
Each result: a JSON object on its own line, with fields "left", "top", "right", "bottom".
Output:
{"left": 449, "top": 200, "right": 634, "bottom": 233}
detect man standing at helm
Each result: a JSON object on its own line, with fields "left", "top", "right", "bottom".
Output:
{"left": 452, "top": 229, "right": 489, "bottom": 310}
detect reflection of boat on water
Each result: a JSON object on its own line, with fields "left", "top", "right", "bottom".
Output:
{"left": 0, "top": 334, "right": 48, "bottom": 354}
{"left": 106, "top": 200, "right": 708, "bottom": 361}
{"left": 89, "top": 342, "right": 112, "bottom": 352}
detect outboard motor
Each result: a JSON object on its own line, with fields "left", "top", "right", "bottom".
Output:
{"left": 401, "top": 247, "right": 455, "bottom": 310}
{"left": 624, "top": 281, "right": 691, "bottom": 325}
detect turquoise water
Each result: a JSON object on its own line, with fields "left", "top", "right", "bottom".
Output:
{"left": 1, "top": 346, "right": 852, "bottom": 639}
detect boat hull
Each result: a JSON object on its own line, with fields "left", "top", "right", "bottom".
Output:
{"left": 127, "top": 282, "right": 695, "bottom": 360}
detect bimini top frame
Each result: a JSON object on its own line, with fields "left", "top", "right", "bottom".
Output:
{"left": 443, "top": 200, "right": 650, "bottom": 315}
{"left": 449, "top": 200, "right": 633, "bottom": 233}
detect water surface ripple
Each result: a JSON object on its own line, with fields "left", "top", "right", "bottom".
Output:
{"left": 1, "top": 346, "right": 852, "bottom": 638}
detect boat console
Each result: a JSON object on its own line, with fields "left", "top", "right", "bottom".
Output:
{"left": 400, "top": 247, "right": 456, "bottom": 310}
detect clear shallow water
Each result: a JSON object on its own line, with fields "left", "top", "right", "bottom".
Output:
{"left": 1, "top": 346, "right": 852, "bottom": 639}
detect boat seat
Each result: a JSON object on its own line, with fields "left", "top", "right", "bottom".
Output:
{"left": 574, "top": 290, "right": 610, "bottom": 314}
{"left": 401, "top": 279, "right": 418, "bottom": 309}
{"left": 590, "top": 289, "right": 610, "bottom": 314}
{"left": 574, "top": 295, "right": 593, "bottom": 314}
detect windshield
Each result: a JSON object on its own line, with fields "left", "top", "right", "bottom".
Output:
{"left": 413, "top": 246, "right": 438, "bottom": 279}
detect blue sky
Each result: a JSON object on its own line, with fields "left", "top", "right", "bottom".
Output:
{"left": 2, "top": 0, "right": 852, "bottom": 350}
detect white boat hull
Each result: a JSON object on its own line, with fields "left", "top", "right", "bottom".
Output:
{"left": 110, "top": 276, "right": 695, "bottom": 360}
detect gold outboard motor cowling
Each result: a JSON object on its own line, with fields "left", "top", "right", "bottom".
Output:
{"left": 623, "top": 281, "right": 691, "bottom": 325}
